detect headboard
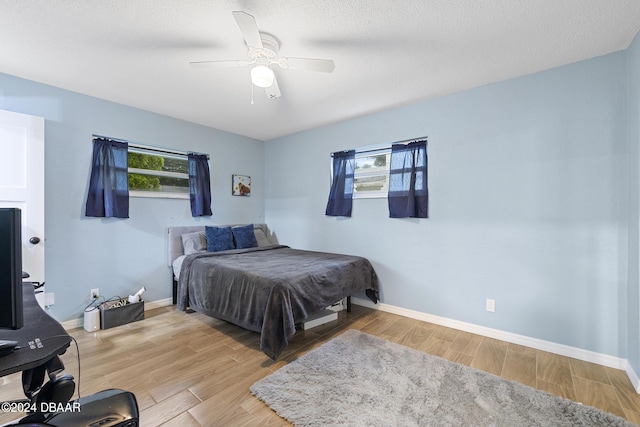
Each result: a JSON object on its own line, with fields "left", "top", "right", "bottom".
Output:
{"left": 167, "top": 223, "right": 275, "bottom": 267}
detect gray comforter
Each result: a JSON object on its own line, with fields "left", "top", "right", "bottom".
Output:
{"left": 177, "top": 245, "right": 379, "bottom": 359}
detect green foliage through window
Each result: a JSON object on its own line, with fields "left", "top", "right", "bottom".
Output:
{"left": 128, "top": 152, "right": 164, "bottom": 191}
{"left": 127, "top": 148, "right": 190, "bottom": 196}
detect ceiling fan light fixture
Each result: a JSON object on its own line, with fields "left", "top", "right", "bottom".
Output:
{"left": 251, "top": 65, "right": 274, "bottom": 88}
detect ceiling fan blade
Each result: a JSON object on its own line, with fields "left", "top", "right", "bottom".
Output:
{"left": 190, "top": 60, "right": 253, "bottom": 68}
{"left": 265, "top": 75, "right": 281, "bottom": 99}
{"left": 232, "top": 11, "right": 263, "bottom": 49}
{"left": 277, "top": 57, "right": 335, "bottom": 73}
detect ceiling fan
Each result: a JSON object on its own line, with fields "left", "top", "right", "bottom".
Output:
{"left": 190, "top": 11, "right": 335, "bottom": 99}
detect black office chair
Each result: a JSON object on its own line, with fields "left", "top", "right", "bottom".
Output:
{"left": 5, "top": 355, "right": 138, "bottom": 427}
{"left": 14, "top": 388, "right": 139, "bottom": 426}
{"left": 14, "top": 355, "right": 75, "bottom": 425}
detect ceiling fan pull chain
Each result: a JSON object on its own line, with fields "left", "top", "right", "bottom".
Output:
{"left": 250, "top": 80, "right": 255, "bottom": 105}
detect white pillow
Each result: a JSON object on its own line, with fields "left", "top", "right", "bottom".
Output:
{"left": 172, "top": 255, "right": 186, "bottom": 279}
{"left": 181, "top": 231, "right": 207, "bottom": 255}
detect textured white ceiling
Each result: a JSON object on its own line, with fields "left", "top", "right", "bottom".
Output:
{"left": 1, "top": 0, "right": 639, "bottom": 141}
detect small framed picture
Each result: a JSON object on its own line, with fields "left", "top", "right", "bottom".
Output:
{"left": 232, "top": 174, "right": 251, "bottom": 196}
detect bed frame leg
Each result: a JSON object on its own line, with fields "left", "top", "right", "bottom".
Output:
{"left": 173, "top": 278, "right": 177, "bottom": 305}
{"left": 346, "top": 296, "right": 352, "bottom": 313}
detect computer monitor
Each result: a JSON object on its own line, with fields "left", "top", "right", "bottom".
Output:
{"left": 0, "top": 207, "right": 23, "bottom": 330}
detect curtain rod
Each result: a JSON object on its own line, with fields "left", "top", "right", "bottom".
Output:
{"left": 332, "top": 135, "right": 428, "bottom": 157}
{"left": 92, "top": 134, "right": 209, "bottom": 159}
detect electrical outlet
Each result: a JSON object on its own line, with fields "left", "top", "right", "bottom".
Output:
{"left": 486, "top": 298, "right": 496, "bottom": 313}
{"left": 90, "top": 288, "right": 99, "bottom": 299}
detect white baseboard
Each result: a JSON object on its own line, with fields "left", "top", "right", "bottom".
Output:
{"left": 61, "top": 317, "right": 83, "bottom": 330}
{"left": 625, "top": 360, "right": 640, "bottom": 393}
{"left": 144, "top": 297, "right": 172, "bottom": 311}
{"left": 352, "top": 297, "right": 640, "bottom": 392}
{"left": 61, "top": 297, "right": 173, "bottom": 331}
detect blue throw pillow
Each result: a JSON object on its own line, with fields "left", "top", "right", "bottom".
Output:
{"left": 205, "top": 226, "right": 235, "bottom": 252}
{"left": 233, "top": 224, "right": 258, "bottom": 249}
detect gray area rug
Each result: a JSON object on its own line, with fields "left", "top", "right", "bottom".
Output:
{"left": 250, "top": 330, "right": 637, "bottom": 427}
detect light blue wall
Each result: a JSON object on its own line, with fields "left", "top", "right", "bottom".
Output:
{"left": 265, "top": 52, "right": 629, "bottom": 358}
{"left": 0, "top": 73, "right": 265, "bottom": 323}
{"left": 628, "top": 33, "right": 640, "bottom": 372}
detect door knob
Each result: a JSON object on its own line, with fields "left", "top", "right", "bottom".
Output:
{"left": 29, "top": 237, "right": 41, "bottom": 244}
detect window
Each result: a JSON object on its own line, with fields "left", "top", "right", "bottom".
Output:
{"left": 353, "top": 149, "right": 391, "bottom": 199}
{"left": 327, "top": 139, "right": 428, "bottom": 217}
{"left": 128, "top": 145, "right": 190, "bottom": 199}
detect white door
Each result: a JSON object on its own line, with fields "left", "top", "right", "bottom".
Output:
{"left": 0, "top": 109, "right": 45, "bottom": 304}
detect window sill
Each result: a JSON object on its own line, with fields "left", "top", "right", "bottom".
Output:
{"left": 129, "top": 191, "right": 189, "bottom": 200}
{"left": 353, "top": 193, "right": 388, "bottom": 200}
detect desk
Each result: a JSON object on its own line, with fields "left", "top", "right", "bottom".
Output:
{"left": 0, "top": 283, "right": 71, "bottom": 377}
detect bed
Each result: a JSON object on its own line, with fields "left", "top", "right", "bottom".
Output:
{"left": 168, "top": 224, "right": 379, "bottom": 360}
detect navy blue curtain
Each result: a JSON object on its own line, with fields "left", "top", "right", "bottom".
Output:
{"left": 325, "top": 150, "right": 355, "bottom": 217}
{"left": 188, "top": 153, "right": 212, "bottom": 217}
{"left": 85, "top": 138, "right": 129, "bottom": 218}
{"left": 388, "top": 140, "right": 428, "bottom": 218}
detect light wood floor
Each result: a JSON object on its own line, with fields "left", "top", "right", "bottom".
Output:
{"left": 1, "top": 305, "right": 640, "bottom": 426}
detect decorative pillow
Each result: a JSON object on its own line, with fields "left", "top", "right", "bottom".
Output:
{"left": 205, "top": 226, "right": 235, "bottom": 252}
{"left": 181, "top": 231, "right": 207, "bottom": 255}
{"left": 254, "top": 227, "right": 271, "bottom": 247}
{"left": 233, "top": 224, "right": 258, "bottom": 249}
